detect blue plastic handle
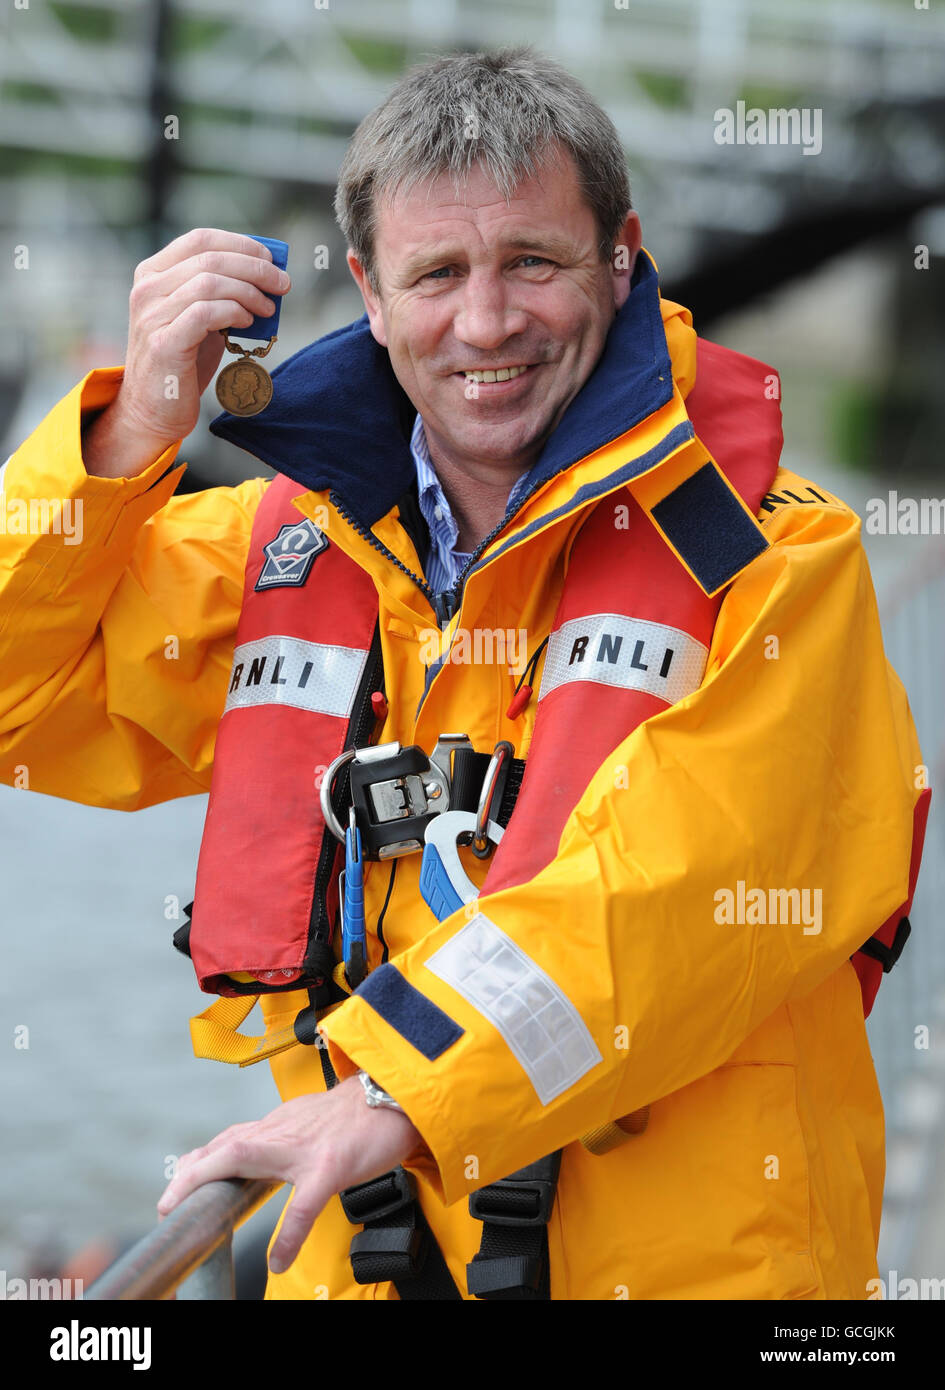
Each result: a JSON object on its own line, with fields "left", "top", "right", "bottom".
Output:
{"left": 343, "top": 821, "right": 366, "bottom": 986}
{"left": 419, "top": 843, "right": 465, "bottom": 922}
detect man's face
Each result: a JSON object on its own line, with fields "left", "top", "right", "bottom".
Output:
{"left": 347, "top": 147, "right": 641, "bottom": 475}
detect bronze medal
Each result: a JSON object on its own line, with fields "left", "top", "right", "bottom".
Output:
{"left": 216, "top": 357, "right": 273, "bottom": 416}
{"left": 215, "top": 333, "right": 277, "bottom": 417}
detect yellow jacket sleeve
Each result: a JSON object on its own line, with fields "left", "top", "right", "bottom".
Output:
{"left": 319, "top": 496, "right": 922, "bottom": 1205}
{"left": 0, "top": 369, "right": 267, "bottom": 808}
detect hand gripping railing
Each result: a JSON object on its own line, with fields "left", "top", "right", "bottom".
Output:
{"left": 83, "top": 1179, "right": 284, "bottom": 1300}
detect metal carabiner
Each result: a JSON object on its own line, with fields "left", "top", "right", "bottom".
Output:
{"left": 320, "top": 747, "right": 356, "bottom": 843}
{"left": 472, "top": 740, "right": 514, "bottom": 858}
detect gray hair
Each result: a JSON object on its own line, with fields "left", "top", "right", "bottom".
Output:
{"left": 334, "top": 46, "right": 631, "bottom": 291}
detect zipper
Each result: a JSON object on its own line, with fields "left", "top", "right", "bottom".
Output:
{"left": 332, "top": 417, "right": 688, "bottom": 657}
{"left": 330, "top": 489, "right": 444, "bottom": 618}
{"left": 331, "top": 456, "right": 576, "bottom": 627}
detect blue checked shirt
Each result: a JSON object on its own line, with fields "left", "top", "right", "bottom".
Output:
{"left": 410, "top": 412, "right": 532, "bottom": 599}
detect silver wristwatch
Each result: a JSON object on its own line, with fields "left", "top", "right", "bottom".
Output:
{"left": 357, "top": 1069, "right": 405, "bottom": 1113}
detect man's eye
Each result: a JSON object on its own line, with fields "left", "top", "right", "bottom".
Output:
{"left": 519, "top": 256, "right": 551, "bottom": 268}
{"left": 423, "top": 267, "right": 452, "bottom": 280}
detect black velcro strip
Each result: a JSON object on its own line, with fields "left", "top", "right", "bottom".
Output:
{"left": 650, "top": 463, "right": 768, "bottom": 594}
{"left": 355, "top": 964, "right": 463, "bottom": 1060}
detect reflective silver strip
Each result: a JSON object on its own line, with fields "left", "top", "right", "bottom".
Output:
{"left": 0, "top": 455, "right": 11, "bottom": 490}
{"left": 424, "top": 913, "right": 602, "bottom": 1105}
{"left": 223, "top": 635, "right": 368, "bottom": 716}
{"left": 538, "top": 613, "right": 707, "bottom": 706}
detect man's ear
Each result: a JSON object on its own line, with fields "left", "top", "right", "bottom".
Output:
{"left": 611, "top": 211, "right": 643, "bottom": 312}
{"left": 346, "top": 250, "right": 388, "bottom": 348}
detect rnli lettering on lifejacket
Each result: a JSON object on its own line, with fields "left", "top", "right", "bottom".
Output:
{"left": 758, "top": 484, "right": 837, "bottom": 519}
{"left": 538, "top": 615, "right": 708, "bottom": 706}
{"left": 223, "top": 635, "right": 369, "bottom": 716}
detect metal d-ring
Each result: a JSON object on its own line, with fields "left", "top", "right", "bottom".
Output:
{"left": 320, "top": 747, "right": 356, "bottom": 842}
{"left": 472, "top": 741, "right": 514, "bottom": 858}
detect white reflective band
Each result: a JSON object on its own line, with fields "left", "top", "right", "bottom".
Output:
{"left": 0, "top": 455, "right": 11, "bottom": 490}
{"left": 223, "top": 635, "right": 368, "bottom": 717}
{"left": 538, "top": 613, "right": 707, "bottom": 706}
{"left": 425, "top": 913, "right": 602, "bottom": 1105}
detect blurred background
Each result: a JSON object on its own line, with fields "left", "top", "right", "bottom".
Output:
{"left": 1, "top": 0, "right": 943, "bottom": 1296}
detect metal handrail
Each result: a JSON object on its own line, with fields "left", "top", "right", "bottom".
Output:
{"left": 84, "top": 1178, "right": 284, "bottom": 1300}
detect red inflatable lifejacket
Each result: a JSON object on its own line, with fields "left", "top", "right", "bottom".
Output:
{"left": 185, "top": 338, "right": 924, "bottom": 1033}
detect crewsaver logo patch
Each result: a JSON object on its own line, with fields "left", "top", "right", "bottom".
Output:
{"left": 255, "top": 520, "right": 328, "bottom": 590}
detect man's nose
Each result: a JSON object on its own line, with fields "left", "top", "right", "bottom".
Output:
{"left": 453, "top": 275, "right": 528, "bottom": 353}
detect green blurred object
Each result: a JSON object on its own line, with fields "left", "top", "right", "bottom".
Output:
{"left": 49, "top": 0, "right": 117, "bottom": 43}
{"left": 830, "top": 383, "right": 882, "bottom": 475}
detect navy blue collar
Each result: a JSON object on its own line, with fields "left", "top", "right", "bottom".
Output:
{"left": 209, "top": 252, "right": 673, "bottom": 529}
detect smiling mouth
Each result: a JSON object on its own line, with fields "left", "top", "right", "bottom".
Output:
{"left": 460, "top": 364, "right": 531, "bottom": 383}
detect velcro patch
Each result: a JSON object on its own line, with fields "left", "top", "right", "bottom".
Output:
{"left": 355, "top": 964, "right": 464, "bottom": 1061}
{"left": 650, "top": 462, "right": 768, "bottom": 594}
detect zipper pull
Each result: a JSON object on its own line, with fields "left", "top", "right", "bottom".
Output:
{"left": 433, "top": 588, "right": 458, "bottom": 627}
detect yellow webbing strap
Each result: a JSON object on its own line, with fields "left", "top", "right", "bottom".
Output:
{"left": 580, "top": 1106, "right": 651, "bottom": 1155}
{"left": 189, "top": 996, "right": 303, "bottom": 1067}
{"left": 332, "top": 960, "right": 354, "bottom": 997}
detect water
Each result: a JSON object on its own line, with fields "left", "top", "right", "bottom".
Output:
{"left": 0, "top": 787, "right": 277, "bottom": 1275}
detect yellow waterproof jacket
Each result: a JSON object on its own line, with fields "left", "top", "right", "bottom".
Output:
{"left": 0, "top": 261, "right": 925, "bottom": 1301}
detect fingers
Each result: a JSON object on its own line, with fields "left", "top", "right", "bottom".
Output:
{"left": 143, "top": 252, "right": 290, "bottom": 310}
{"left": 130, "top": 263, "right": 288, "bottom": 348}
{"left": 126, "top": 233, "right": 292, "bottom": 376}
{"left": 135, "top": 227, "right": 275, "bottom": 279}
{"left": 164, "top": 270, "right": 279, "bottom": 325}
{"left": 147, "top": 298, "right": 259, "bottom": 359}
{"left": 157, "top": 1134, "right": 282, "bottom": 1215}
{"left": 266, "top": 1185, "right": 329, "bottom": 1275}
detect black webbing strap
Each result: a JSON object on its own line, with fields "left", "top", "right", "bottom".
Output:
{"left": 450, "top": 747, "right": 525, "bottom": 828}
{"left": 323, "top": 1045, "right": 461, "bottom": 1300}
{"left": 340, "top": 1168, "right": 462, "bottom": 1300}
{"left": 466, "top": 1151, "right": 562, "bottom": 1300}
{"left": 856, "top": 915, "right": 912, "bottom": 973}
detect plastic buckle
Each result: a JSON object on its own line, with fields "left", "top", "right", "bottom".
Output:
{"left": 350, "top": 1224, "right": 427, "bottom": 1281}
{"left": 340, "top": 1167, "right": 417, "bottom": 1226}
{"left": 468, "top": 1175, "right": 557, "bottom": 1228}
{"left": 321, "top": 734, "right": 476, "bottom": 861}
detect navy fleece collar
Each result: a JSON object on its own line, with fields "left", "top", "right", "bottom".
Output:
{"left": 209, "top": 251, "right": 673, "bottom": 529}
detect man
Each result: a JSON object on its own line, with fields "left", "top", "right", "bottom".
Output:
{"left": 0, "top": 48, "right": 928, "bottom": 1300}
